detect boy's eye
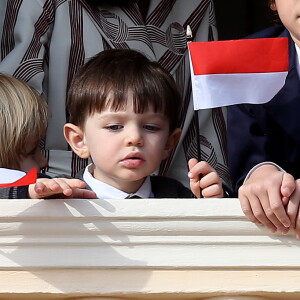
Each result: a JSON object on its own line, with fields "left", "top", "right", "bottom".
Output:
{"left": 143, "top": 124, "right": 160, "bottom": 131}
{"left": 106, "top": 125, "right": 123, "bottom": 131}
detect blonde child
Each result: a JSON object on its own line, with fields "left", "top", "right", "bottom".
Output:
{"left": 0, "top": 74, "right": 95, "bottom": 199}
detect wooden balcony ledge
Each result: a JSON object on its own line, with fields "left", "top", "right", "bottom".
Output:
{"left": 0, "top": 198, "right": 300, "bottom": 299}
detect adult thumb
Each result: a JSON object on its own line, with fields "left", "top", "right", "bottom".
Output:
{"left": 281, "top": 172, "right": 295, "bottom": 205}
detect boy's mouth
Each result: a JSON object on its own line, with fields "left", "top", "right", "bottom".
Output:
{"left": 121, "top": 153, "right": 145, "bottom": 168}
{"left": 123, "top": 152, "right": 144, "bottom": 160}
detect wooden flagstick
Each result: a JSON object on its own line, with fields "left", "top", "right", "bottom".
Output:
{"left": 187, "top": 25, "right": 203, "bottom": 198}
{"left": 186, "top": 25, "right": 201, "bottom": 162}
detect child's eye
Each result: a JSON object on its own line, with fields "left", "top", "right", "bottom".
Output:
{"left": 143, "top": 124, "right": 160, "bottom": 131}
{"left": 106, "top": 125, "right": 123, "bottom": 131}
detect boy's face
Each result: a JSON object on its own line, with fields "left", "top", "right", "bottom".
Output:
{"left": 12, "top": 144, "right": 48, "bottom": 173}
{"left": 272, "top": 0, "right": 300, "bottom": 46}
{"left": 68, "top": 98, "right": 180, "bottom": 193}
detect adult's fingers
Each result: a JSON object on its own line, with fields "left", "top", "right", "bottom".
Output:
{"left": 239, "top": 185, "right": 277, "bottom": 233}
{"left": 266, "top": 179, "right": 291, "bottom": 230}
{"left": 281, "top": 172, "right": 296, "bottom": 197}
{"left": 287, "top": 180, "right": 300, "bottom": 231}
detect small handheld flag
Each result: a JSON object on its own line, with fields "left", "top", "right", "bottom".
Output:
{"left": 188, "top": 37, "right": 289, "bottom": 110}
{"left": 0, "top": 168, "right": 37, "bottom": 187}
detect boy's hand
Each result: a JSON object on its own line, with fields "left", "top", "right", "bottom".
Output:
{"left": 28, "top": 178, "right": 96, "bottom": 199}
{"left": 238, "top": 164, "right": 295, "bottom": 234}
{"left": 188, "top": 158, "right": 224, "bottom": 198}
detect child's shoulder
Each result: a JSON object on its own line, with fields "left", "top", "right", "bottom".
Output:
{"left": 246, "top": 25, "right": 287, "bottom": 39}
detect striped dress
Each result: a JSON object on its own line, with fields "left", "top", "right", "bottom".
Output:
{"left": 0, "top": 0, "right": 230, "bottom": 189}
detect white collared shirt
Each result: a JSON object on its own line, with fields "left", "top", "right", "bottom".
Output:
{"left": 82, "top": 164, "right": 153, "bottom": 199}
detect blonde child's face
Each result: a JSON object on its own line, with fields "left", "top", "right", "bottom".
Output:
{"left": 79, "top": 98, "right": 180, "bottom": 193}
{"left": 272, "top": 0, "right": 300, "bottom": 46}
{"left": 16, "top": 144, "right": 48, "bottom": 173}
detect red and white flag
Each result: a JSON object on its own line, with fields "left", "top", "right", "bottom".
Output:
{"left": 188, "top": 38, "right": 289, "bottom": 110}
{"left": 0, "top": 168, "right": 37, "bottom": 187}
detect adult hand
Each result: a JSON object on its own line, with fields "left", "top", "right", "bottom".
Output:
{"left": 239, "top": 164, "right": 295, "bottom": 234}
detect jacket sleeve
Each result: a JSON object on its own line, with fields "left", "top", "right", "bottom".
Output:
{"left": 227, "top": 104, "right": 269, "bottom": 195}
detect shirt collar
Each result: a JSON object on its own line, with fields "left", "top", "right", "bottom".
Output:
{"left": 295, "top": 43, "right": 300, "bottom": 75}
{"left": 82, "top": 164, "right": 153, "bottom": 199}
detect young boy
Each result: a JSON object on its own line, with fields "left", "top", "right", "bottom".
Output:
{"left": 64, "top": 49, "right": 224, "bottom": 198}
{"left": 0, "top": 74, "right": 95, "bottom": 199}
{"left": 227, "top": 0, "right": 300, "bottom": 236}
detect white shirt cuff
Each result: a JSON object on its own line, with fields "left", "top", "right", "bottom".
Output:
{"left": 244, "top": 162, "right": 285, "bottom": 183}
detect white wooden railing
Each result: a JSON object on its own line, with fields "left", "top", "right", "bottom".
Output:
{"left": 0, "top": 198, "right": 300, "bottom": 299}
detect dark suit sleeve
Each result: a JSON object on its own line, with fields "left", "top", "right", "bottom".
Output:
{"left": 227, "top": 104, "right": 269, "bottom": 194}
{"left": 227, "top": 25, "right": 296, "bottom": 195}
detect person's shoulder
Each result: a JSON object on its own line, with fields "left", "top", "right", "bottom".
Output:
{"left": 150, "top": 175, "right": 194, "bottom": 198}
{"left": 246, "top": 25, "right": 288, "bottom": 39}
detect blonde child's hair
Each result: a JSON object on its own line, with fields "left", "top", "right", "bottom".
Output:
{"left": 0, "top": 74, "right": 48, "bottom": 168}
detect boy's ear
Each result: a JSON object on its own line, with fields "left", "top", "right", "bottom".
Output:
{"left": 162, "top": 128, "right": 182, "bottom": 160}
{"left": 64, "top": 123, "right": 90, "bottom": 159}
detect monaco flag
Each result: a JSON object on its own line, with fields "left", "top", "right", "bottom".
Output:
{"left": 0, "top": 168, "right": 37, "bottom": 187}
{"left": 188, "top": 37, "right": 289, "bottom": 110}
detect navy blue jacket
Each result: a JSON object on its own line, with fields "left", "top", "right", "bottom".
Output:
{"left": 227, "top": 25, "right": 300, "bottom": 194}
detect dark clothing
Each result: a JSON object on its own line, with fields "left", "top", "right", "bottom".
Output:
{"left": 227, "top": 25, "right": 300, "bottom": 195}
{"left": 150, "top": 176, "right": 194, "bottom": 198}
{"left": 0, "top": 185, "right": 29, "bottom": 199}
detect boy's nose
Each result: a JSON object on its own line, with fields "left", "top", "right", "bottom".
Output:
{"left": 125, "top": 128, "right": 143, "bottom": 146}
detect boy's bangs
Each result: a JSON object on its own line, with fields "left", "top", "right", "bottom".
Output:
{"left": 68, "top": 49, "right": 181, "bottom": 131}
{"left": 100, "top": 74, "right": 168, "bottom": 115}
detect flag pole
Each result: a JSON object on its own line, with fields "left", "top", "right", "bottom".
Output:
{"left": 187, "top": 25, "right": 203, "bottom": 198}
{"left": 186, "top": 25, "right": 201, "bottom": 162}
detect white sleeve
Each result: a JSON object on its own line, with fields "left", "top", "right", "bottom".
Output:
{"left": 244, "top": 162, "right": 286, "bottom": 183}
